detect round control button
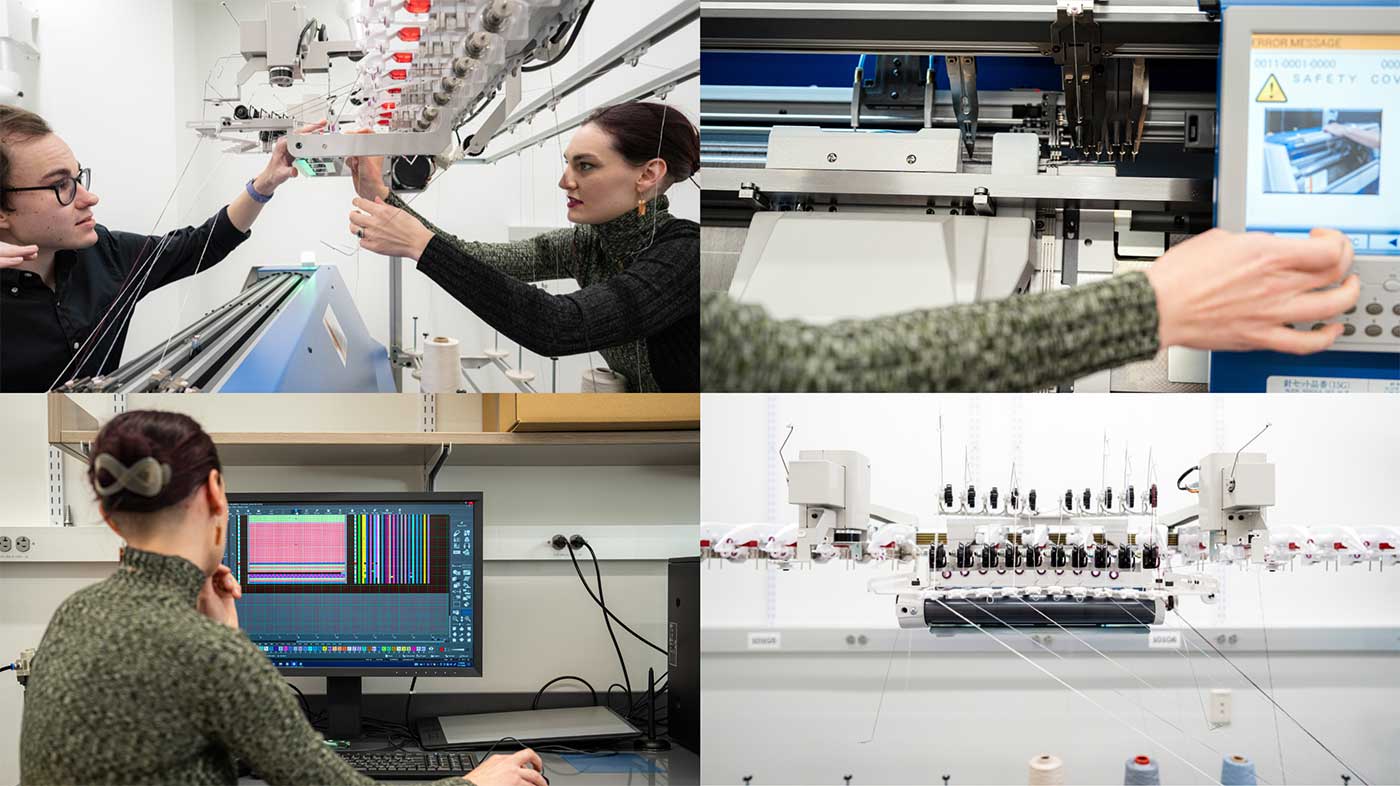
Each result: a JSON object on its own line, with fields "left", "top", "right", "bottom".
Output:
{"left": 1343, "top": 324, "right": 1357, "bottom": 336}
{"left": 1366, "top": 303, "right": 1384, "bottom": 315}
{"left": 1365, "top": 325, "right": 1382, "bottom": 337}
{"left": 1393, "top": 325, "right": 1400, "bottom": 338}
{"left": 1384, "top": 279, "right": 1400, "bottom": 293}
{"left": 1345, "top": 306, "right": 1357, "bottom": 315}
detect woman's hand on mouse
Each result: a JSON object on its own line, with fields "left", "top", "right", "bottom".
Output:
{"left": 1146, "top": 227, "right": 1359, "bottom": 354}
{"left": 461, "top": 749, "right": 547, "bottom": 786}
{"left": 197, "top": 564, "right": 241, "bottom": 629}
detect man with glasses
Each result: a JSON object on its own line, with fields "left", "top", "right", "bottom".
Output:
{"left": 0, "top": 105, "right": 324, "bottom": 391}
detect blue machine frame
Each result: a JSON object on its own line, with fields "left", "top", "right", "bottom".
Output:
{"left": 218, "top": 266, "right": 397, "bottom": 393}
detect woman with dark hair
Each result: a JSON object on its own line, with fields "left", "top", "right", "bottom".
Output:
{"left": 19, "top": 410, "right": 542, "bottom": 786}
{"left": 345, "top": 101, "right": 700, "bottom": 392}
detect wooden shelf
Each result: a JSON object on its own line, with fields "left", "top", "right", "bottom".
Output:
{"left": 50, "top": 428, "right": 699, "bottom": 467}
{"left": 47, "top": 393, "right": 699, "bottom": 467}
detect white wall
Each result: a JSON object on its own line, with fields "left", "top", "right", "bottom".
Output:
{"left": 30, "top": 0, "right": 698, "bottom": 392}
{"left": 32, "top": 0, "right": 180, "bottom": 233}
{"left": 0, "top": 393, "right": 697, "bottom": 786}
{"left": 700, "top": 393, "right": 1400, "bottom": 785}
{"left": 704, "top": 648, "right": 1400, "bottom": 786}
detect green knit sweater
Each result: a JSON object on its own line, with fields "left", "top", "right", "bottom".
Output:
{"left": 390, "top": 192, "right": 700, "bottom": 392}
{"left": 700, "top": 271, "right": 1162, "bottom": 391}
{"left": 19, "top": 547, "right": 456, "bottom": 786}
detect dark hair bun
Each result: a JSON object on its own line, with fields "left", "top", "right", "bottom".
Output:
{"left": 88, "top": 411, "right": 221, "bottom": 514}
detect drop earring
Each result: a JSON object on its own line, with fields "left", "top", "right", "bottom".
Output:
{"left": 637, "top": 199, "right": 646, "bottom": 217}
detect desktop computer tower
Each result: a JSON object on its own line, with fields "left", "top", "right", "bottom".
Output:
{"left": 667, "top": 556, "right": 699, "bottom": 754}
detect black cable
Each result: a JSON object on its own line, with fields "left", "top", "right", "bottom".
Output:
{"left": 532, "top": 675, "right": 599, "bottom": 710}
{"left": 607, "top": 677, "right": 670, "bottom": 724}
{"left": 581, "top": 541, "right": 631, "bottom": 700}
{"left": 522, "top": 1, "right": 593, "bottom": 72}
{"left": 287, "top": 681, "right": 311, "bottom": 719}
{"left": 404, "top": 676, "right": 418, "bottom": 731}
{"left": 617, "top": 676, "right": 667, "bottom": 713}
{"left": 452, "top": 98, "right": 493, "bottom": 140}
{"left": 295, "top": 19, "right": 318, "bottom": 58}
{"left": 631, "top": 684, "right": 668, "bottom": 718}
{"left": 564, "top": 544, "right": 667, "bottom": 656}
{"left": 480, "top": 734, "right": 606, "bottom": 765}
{"left": 629, "top": 681, "right": 668, "bottom": 712}
{"left": 605, "top": 682, "right": 629, "bottom": 716}
{"left": 0, "top": 663, "right": 13, "bottom": 673}
{"left": 1176, "top": 465, "right": 1199, "bottom": 492}
{"left": 477, "top": 736, "right": 550, "bottom": 772}
{"left": 627, "top": 684, "right": 669, "bottom": 725}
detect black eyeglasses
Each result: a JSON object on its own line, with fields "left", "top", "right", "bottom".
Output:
{"left": 4, "top": 168, "right": 91, "bottom": 206}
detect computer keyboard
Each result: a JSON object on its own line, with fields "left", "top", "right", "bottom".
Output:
{"left": 336, "top": 750, "right": 477, "bottom": 780}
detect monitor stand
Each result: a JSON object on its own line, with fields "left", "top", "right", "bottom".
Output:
{"left": 327, "top": 676, "right": 364, "bottom": 740}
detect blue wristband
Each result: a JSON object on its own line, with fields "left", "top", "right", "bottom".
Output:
{"left": 245, "top": 178, "right": 273, "bottom": 203}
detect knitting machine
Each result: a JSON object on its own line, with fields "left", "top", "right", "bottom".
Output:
{"left": 191, "top": 0, "right": 588, "bottom": 168}
{"left": 189, "top": 0, "right": 698, "bottom": 172}
{"left": 700, "top": 0, "right": 1400, "bottom": 392}
{"left": 180, "top": 0, "right": 697, "bottom": 390}
{"left": 57, "top": 266, "right": 396, "bottom": 393}
{"left": 701, "top": 447, "right": 1400, "bottom": 628}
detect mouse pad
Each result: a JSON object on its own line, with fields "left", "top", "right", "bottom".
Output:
{"left": 559, "top": 753, "right": 665, "bottom": 774}
{"left": 540, "top": 754, "right": 578, "bottom": 776}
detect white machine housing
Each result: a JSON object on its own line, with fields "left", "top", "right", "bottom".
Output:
{"left": 1161, "top": 451, "right": 1276, "bottom": 551}
{"left": 730, "top": 211, "right": 1035, "bottom": 323}
{"left": 788, "top": 449, "right": 916, "bottom": 562}
{"left": 765, "top": 126, "right": 964, "bottom": 174}
{"left": 728, "top": 125, "right": 1036, "bottom": 322}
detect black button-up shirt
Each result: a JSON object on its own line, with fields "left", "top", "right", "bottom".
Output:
{"left": 1, "top": 206, "right": 250, "bottom": 391}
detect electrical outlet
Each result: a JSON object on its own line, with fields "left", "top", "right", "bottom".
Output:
{"left": 1209, "top": 688, "right": 1232, "bottom": 725}
{"left": 15, "top": 536, "right": 31, "bottom": 553}
{"left": 0, "top": 536, "right": 10, "bottom": 552}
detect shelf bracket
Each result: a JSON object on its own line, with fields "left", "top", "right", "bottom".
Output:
{"left": 426, "top": 444, "right": 452, "bottom": 492}
{"left": 53, "top": 441, "right": 90, "bottom": 465}
{"left": 420, "top": 393, "right": 437, "bottom": 432}
{"left": 48, "top": 446, "right": 66, "bottom": 527}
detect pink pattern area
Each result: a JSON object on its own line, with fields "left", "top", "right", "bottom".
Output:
{"left": 249, "top": 519, "right": 345, "bottom": 564}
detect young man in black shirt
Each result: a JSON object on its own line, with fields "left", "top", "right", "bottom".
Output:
{"left": 0, "top": 105, "right": 324, "bottom": 391}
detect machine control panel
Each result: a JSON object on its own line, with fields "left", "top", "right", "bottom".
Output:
{"left": 1219, "top": 7, "right": 1400, "bottom": 351}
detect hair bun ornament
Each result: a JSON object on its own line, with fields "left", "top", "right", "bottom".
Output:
{"left": 93, "top": 454, "right": 172, "bottom": 498}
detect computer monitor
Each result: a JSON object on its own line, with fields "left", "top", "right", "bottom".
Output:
{"left": 222, "top": 492, "right": 483, "bottom": 738}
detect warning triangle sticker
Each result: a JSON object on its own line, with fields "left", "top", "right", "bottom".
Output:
{"left": 1256, "top": 74, "right": 1287, "bottom": 103}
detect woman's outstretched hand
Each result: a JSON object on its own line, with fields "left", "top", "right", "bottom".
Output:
{"left": 1146, "top": 227, "right": 1359, "bottom": 354}
{"left": 348, "top": 196, "right": 435, "bottom": 260}
{"left": 344, "top": 128, "right": 391, "bottom": 201}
